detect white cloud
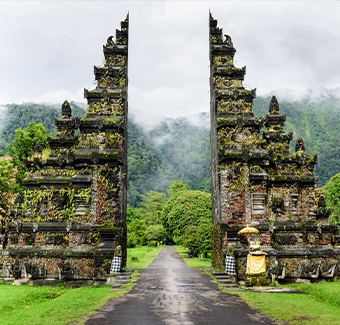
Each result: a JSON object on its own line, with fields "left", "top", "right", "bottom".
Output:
{"left": 15, "top": 88, "right": 86, "bottom": 105}
{"left": 0, "top": 1, "right": 340, "bottom": 120}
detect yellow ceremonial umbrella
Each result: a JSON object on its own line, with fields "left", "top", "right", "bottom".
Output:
{"left": 238, "top": 225, "right": 259, "bottom": 235}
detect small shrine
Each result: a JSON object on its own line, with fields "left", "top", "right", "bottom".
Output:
{"left": 209, "top": 13, "right": 340, "bottom": 281}
{"left": 0, "top": 15, "right": 129, "bottom": 285}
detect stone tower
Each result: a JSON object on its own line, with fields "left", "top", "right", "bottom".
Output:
{"left": 210, "top": 13, "right": 340, "bottom": 279}
{"left": 1, "top": 15, "right": 129, "bottom": 285}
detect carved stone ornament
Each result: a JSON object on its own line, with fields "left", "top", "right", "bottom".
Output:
{"left": 57, "top": 261, "right": 75, "bottom": 280}
{"left": 294, "top": 260, "right": 320, "bottom": 278}
{"left": 34, "top": 140, "right": 43, "bottom": 153}
{"left": 58, "top": 155, "right": 64, "bottom": 167}
{"left": 233, "top": 89, "right": 238, "bottom": 100}
{"left": 62, "top": 100, "right": 72, "bottom": 119}
{"left": 224, "top": 35, "right": 233, "bottom": 47}
{"left": 67, "top": 150, "right": 74, "bottom": 163}
{"left": 97, "top": 118, "right": 104, "bottom": 130}
{"left": 316, "top": 195, "right": 332, "bottom": 220}
{"left": 269, "top": 95, "right": 279, "bottom": 114}
{"left": 106, "top": 35, "right": 114, "bottom": 46}
{"left": 267, "top": 259, "right": 287, "bottom": 281}
{"left": 320, "top": 260, "right": 337, "bottom": 278}
{"left": 14, "top": 193, "right": 22, "bottom": 205}
{"left": 318, "top": 195, "right": 326, "bottom": 208}
{"left": 295, "top": 137, "right": 306, "bottom": 152}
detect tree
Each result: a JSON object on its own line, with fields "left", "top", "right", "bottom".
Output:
{"left": 182, "top": 221, "right": 212, "bottom": 257}
{"left": 7, "top": 123, "right": 49, "bottom": 186}
{"left": 161, "top": 190, "right": 212, "bottom": 244}
{"left": 167, "top": 180, "right": 188, "bottom": 198}
{"left": 323, "top": 173, "right": 340, "bottom": 222}
{"left": 0, "top": 156, "right": 18, "bottom": 220}
{"left": 140, "top": 191, "right": 166, "bottom": 225}
{"left": 126, "top": 207, "right": 147, "bottom": 247}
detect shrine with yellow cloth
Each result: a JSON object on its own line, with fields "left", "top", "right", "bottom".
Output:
{"left": 246, "top": 254, "right": 266, "bottom": 274}
{"left": 246, "top": 240, "right": 266, "bottom": 274}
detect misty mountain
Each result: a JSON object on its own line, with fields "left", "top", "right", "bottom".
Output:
{"left": 128, "top": 113, "right": 211, "bottom": 207}
{"left": 0, "top": 89, "right": 340, "bottom": 207}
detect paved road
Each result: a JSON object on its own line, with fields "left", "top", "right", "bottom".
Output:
{"left": 85, "top": 246, "right": 275, "bottom": 324}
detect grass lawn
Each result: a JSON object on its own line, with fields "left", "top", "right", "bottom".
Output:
{"left": 0, "top": 245, "right": 164, "bottom": 325}
{"left": 228, "top": 281, "right": 340, "bottom": 325}
{"left": 126, "top": 244, "right": 165, "bottom": 269}
{"left": 173, "top": 245, "right": 212, "bottom": 269}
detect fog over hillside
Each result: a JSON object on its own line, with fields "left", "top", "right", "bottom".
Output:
{"left": 0, "top": 88, "right": 340, "bottom": 206}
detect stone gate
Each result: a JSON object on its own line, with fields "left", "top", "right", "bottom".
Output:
{"left": 209, "top": 13, "right": 340, "bottom": 280}
{"left": 0, "top": 15, "right": 129, "bottom": 285}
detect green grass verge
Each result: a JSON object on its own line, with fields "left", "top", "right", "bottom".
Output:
{"left": 227, "top": 281, "right": 340, "bottom": 325}
{"left": 0, "top": 279, "right": 136, "bottom": 325}
{"left": 0, "top": 245, "right": 164, "bottom": 325}
{"left": 173, "top": 245, "right": 212, "bottom": 269}
{"left": 126, "top": 245, "right": 165, "bottom": 269}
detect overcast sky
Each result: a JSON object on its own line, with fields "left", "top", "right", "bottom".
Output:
{"left": 0, "top": 1, "right": 340, "bottom": 121}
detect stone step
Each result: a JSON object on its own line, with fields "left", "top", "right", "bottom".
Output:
{"left": 112, "top": 283, "right": 123, "bottom": 288}
{"left": 115, "top": 275, "right": 131, "bottom": 280}
{"left": 214, "top": 275, "right": 232, "bottom": 280}
{"left": 221, "top": 283, "right": 239, "bottom": 288}
{"left": 224, "top": 287, "right": 244, "bottom": 291}
{"left": 212, "top": 272, "right": 228, "bottom": 276}
{"left": 217, "top": 279, "right": 234, "bottom": 284}
{"left": 114, "top": 279, "right": 130, "bottom": 285}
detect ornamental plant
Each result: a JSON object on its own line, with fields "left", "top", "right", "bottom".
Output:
{"left": 0, "top": 156, "right": 18, "bottom": 219}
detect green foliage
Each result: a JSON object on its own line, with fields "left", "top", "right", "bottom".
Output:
{"left": 145, "top": 224, "right": 167, "bottom": 243}
{"left": 181, "top": 221, "right": 212, "bottom": 256}
{"left": 161, "top": 190, "right": 212, "bottom": 244}
{"left": 0, "top": 156, "right": 19, "bottom": 219}
{"left": 323, "top": 172, "right": 340, "bottom": 222}
{"left": 7, "top": 122, "right": 49, "bottom": 187}
{"left": 126, "top": 190, "right": 167, "bottom": 247}
{"left": 167, "top": 180, "right": 188, "bottom": 198}
{"left": 140, "top": 191, "right": 166, "bottom": 225}
{"left": 146, "top": 114, "right": 211, "bottom": 195}
{"left": 126, "top": 209, "right": 147, "bottom": 247}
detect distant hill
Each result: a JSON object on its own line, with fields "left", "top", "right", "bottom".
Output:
{"left": 127, "top": 113, "right": 210, "bottom": 207}
{"left": 1, "top": 89, "right": 340, "bottom": 206}
{"left": 0, "top": 102, "right": 86, "bottom": 152}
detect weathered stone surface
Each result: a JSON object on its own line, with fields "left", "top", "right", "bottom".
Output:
{"left": 209, "top": 13, "right": 339, "bottom": 278}
{"left": 1, "top": 15, "right": 129, "bottom": 285}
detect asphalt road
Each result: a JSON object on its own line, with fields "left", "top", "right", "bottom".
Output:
{"left": 85, "top": 246, "right": 275, "bottom": 324}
